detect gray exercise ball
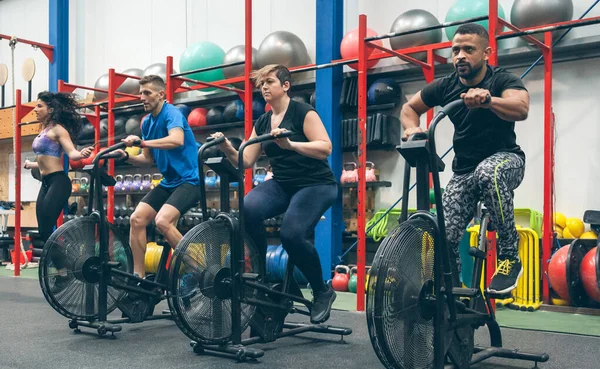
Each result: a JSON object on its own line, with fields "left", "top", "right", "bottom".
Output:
{"left": 93, "top": 73, "right": 109, "bottom": 102}
{"left": 511, "top": 0, "right": 573, "bottom": 42}
{"left": 143, "top": 62, "right": 177, "bottom": 82}
{"left": 223, "top": 45, "right": 258, "bottom": 88}
{"left": 223, "top": 45, "right": 258, "bottom": 79}
{"left": 257, "top": 31, "right": 310, "bottom": 69}
{"left": 117, "top": 68, "right": 144, "bottom": 95}
{"left": 389, "top": 9, "right": 442, "bottom": 62}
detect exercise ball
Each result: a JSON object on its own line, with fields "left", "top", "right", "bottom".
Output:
{"left": 117, "top": 68, "right": 144, "bottom": 95}
{"left": 340, "top": 27, "right": 382, "bottom": 70}
{"left": 188, "top": 108, "right": 208, "bottom": 127}
{"left": 580, "top": 247, "right": 600, "bottom": 303}
{"left": 257, "top": 31, "right": 310, "bottom": 69}
{"left": 125, "top": 115, "right": 142, "bottom": 136}
{"left": 548, "top": 245, "right": 570, "bottom": 302}
{"left": 511, "top": 0, "right": 573, "bottom": 42}
{"left": 223, "top": 45, "right": 258, "bottom": 87}
{"left": 367, "top": 78, "right": 402, "bottom": 105}
{"left": 223, "top": 100, "right": 244, "bottom": 123}
{"left": 93, "top": 73, "right": 109, "bottom": 102}
{"left": 389, "top": 9, "right": 442, "bottom": 61}
{"left": 206, "top": 106, "right": 225, "bottom": 125}
{"left": 143, "top": 63, "right": 175, "bottom": 82}
{"left": 175, "top": 104, "right": 191, "bottom": 119}
{"left": 445, "top": 0, "right": 506, "bottom": 41}
{"left": 180, "top": 41, "right": 226, "bottom": 92}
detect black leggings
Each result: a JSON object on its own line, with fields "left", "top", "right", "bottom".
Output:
{"left": 244, "top": 180, "right": 338, "bottom": 294}
{"left": 37, "top": 171, "right": 72, "bottom": 269}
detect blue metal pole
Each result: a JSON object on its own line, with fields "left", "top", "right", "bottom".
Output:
{"left": 314, "top": 0, "right": 344, "bottom": 282}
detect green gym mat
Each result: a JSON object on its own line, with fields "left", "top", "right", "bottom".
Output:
{"left": 0, "top": 265, "right": 38, "bottom": 279}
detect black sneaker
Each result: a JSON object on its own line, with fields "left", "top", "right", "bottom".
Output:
{"left": 310, "top": 283, "right": 336, "bottom": 324}
{"left": 488, "top": 258, "right": 523, "bottom": 295}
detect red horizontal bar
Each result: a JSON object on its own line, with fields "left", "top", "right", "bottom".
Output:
{"left": 115, "top": 72, "right": 142, "bottom": 80}
{"left": 499, "top": 15, "right": 600, "bottom": 39}
{"left": 0, "top": 34, "right": 55, "bottom": 63}
{"left": 61, "top": 82, "right": 139, "bottom": 99}
{"left": 172, "top": 75, "right": 245, "bottom": 94}
{"left": 497, "top": 18, "right": 547, "bottom": 49}
{"left": 368, "top": 41, "right": 430, "bottom": 69}
{"left": 368, "top": 41, "right": 453, "bottom": 62}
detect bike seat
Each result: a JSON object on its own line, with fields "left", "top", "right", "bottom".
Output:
{"left": 206, "top": 157, "right": 239, "bottom": 180}
{"left": 584, "top": 210, "right": 600, "bottom": 225}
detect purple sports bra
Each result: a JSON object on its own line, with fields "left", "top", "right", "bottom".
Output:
{"left": 32, "top": 126, "right": 64, "bottom": 158}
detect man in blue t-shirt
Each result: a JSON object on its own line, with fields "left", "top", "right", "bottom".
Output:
{"left": 117, "top": 74, "right": 200, "bottom": 278}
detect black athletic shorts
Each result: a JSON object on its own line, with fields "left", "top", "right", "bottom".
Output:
{"left": 140, "top": 182, "right": 201, "bottom": 214}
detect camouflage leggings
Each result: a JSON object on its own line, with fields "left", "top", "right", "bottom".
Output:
{"left": 443, "top": 152, "right": 525, "bottom": 274}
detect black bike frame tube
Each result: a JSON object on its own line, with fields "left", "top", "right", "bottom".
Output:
{"left": 198, "top": 136, "right": 225, "bottom": 221}
{"left": 400, "top": 161, "right": 411, "bottom": 223}
{"left": 96, "top": 162, "right": 109, "bottom": 322}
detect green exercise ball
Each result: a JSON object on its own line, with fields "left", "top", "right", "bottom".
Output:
{"left": 179, "top": 41, "right": 226, "bottom": 92}
{"left": 444, "top": 0, "right": 506, "bottom": 41}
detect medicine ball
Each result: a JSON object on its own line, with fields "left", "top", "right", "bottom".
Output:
{"left": 175, "top": 104, "right": 192, "bottom": 119}
{"left": 78, "top": 120, "right": 95, "bottom": 143}
{"left": 100, "top": 118, "right": 109, "bottom": 139}
{"left": 223, "top": 100, "right": 244, "bottom": 123}
{"left": 125, "top": 115, "right": 142, "bottom": 136}
{"left": 367, "top": 78, "right": 401, "bottom": 105}
{"left": 310, "top": 91, "right": 316, "bottom": 107}
{"left": 206, "top": 106, "right": 225, "bottom": 125}
{"left": 188, "top": 108, "right": 208, "bottom": 127}
{"left": 291, "top": 94, "right": 309, "bottom": 104}
{"left": 114, "top": 116, "right": 127, "bottom": 137}
{"left": 252, "top": 99, "right": 265, "bottom": 119}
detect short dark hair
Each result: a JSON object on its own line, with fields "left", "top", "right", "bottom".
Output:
{"left": 251, "top": 64, "right": 292, "bottom": 90}
{"left": 454, "top": 23, "right": 489, "bottom": 43}
{"left": 139, "top": 74, "right": 166, "bottom": 90}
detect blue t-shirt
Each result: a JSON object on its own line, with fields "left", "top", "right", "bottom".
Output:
{"left": 141, "top": 103, "right": 199, "bottom": 188}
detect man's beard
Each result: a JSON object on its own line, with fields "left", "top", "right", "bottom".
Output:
{"left": 455, "top": 61, "right": 484, "bottom": 80}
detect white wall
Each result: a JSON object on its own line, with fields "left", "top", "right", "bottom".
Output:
{"left": 69, "top": 0, "right": 316, "bottom": 96}
{"left": 0, "top": 0, "right": 49, "bottom": 106}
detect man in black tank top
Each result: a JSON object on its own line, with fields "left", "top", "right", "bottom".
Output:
{"left": 211, "top": 64, "right": 338, "bottom": 324}
{"left": 401, "top": 24, "right": 530, "bottom": 295}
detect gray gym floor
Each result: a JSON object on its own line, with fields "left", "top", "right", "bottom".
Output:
{"left": 1, "top": 276, "right": 598, "bottom": 369}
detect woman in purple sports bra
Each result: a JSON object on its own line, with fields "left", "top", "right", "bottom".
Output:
{"left": 24, "top": 91, "right": 93, "bottom": 291}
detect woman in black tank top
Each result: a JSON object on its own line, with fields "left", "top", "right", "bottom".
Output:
{"left": 210, "top": 64, "right": 338, "bottom": 325}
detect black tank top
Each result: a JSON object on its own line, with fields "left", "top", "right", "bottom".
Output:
{"left": 254, "top": 100, "right": 336, "bottom": 189}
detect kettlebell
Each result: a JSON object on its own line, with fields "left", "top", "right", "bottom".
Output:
{"left": 151, "top": 173, "right": 162, "bottom": 189}
{"left": 332, "top": 265, "right": 350, "bottom": 292}
{"left": 122, "top": 175, "right": 133, "bottom": 192}
{"left": 253, "top": 167, "right": 267, "bottom": 187}
{"left": 264, "top": 166, "right": 273, "bottom": 181}
{"left": 205, "top": 170, "right": 217, "bottom": 188}
{"left": 341, "top": 162, "right": 358, "bottom": 183}
{"left": 348, "top": 266, "right": 358, "bottom": 293}
{"left": 115, "top": 175, "right": 124, "bottom": 192}
{"left": 132, "top": 174, "right": 143, "bottom": 192}
{"left": 366, "top": 161, "right": 377, "bottom": 182}
{"left": 141, "top": 174, "right": 152, "bottom": 191}
{"left": 79, "top": 177, "right": 89, "bottom": 193}
{"left": 71, "top": 178, "right": 81, "bottom": 193}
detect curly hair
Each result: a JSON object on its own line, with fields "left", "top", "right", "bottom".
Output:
{"left": 37, "top": 91, "right": 82, "bottom": 140}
